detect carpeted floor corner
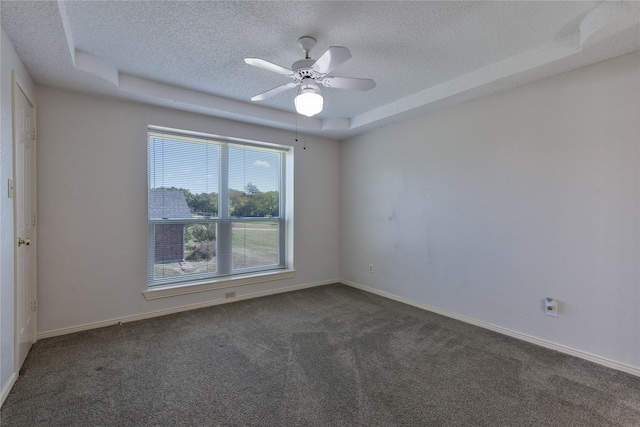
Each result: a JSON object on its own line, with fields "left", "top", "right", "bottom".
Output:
{"left": 2, "top": 284, "right": 640, "bottom": 426}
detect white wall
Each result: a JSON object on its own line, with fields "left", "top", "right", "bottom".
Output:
{"left": 340, "top": 52, "right": 640, "bottom": 368}
{"left": 0, "top": 28, "right": 37, "bottom": 401}
{"left": 36, "top": 87, "right": 340, "bottom": 334}
{"left": 7, "top": 33, "right": 639, "bottom": 394}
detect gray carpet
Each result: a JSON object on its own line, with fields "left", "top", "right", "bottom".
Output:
{"left": 2, "top": 284, "right": 640, "bottom": 426}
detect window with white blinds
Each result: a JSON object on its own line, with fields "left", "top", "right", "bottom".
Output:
{"left": 148, "top": 127, "right": 288, "bottom": 287}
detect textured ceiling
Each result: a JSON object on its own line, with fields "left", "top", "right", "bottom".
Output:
{"left": 1, "top": 1, "right": 639, "bottom": 139}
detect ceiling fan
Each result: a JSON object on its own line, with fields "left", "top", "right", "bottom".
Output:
{"left": 244, "top": 36, "right": 376, "bottom": 117}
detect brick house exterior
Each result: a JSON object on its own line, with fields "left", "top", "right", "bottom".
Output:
{"left": 149, "top": 188, "right": 192, "bottom": 263}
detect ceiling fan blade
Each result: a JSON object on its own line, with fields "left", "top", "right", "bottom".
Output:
{"left": 251, "top": 82, "right": 298, "bottom": 101}
{"left": 244, "top": 58, "right": 294, "bottom": 76}
{"left": 311, "top": 46, "right": 352, "bottom": 75}
{"left": 321, "top": 76, "right": 376, "bottom": 91}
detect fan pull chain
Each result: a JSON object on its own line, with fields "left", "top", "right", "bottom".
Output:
{"left": 302, "top": 115, "right": 307, "bottom": 150}
{"left": 294, "top": 113, "right": 307, "bottom": 150}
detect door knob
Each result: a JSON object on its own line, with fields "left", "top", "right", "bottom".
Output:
{"left": 18, "top": 237, "right": 30, "bottom": 246}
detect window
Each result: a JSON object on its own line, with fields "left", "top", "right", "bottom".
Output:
{"left": 147, "top": 127, "right": 290, "bottom": 289}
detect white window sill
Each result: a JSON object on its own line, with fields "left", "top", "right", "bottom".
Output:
{"left": 142, "top": 269, "right": 296, "bottom": 300}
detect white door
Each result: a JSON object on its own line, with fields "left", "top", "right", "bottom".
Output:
{"left": 13, "top": 76, "right": 37, "bottom": 372}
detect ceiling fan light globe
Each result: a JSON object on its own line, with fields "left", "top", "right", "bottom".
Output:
{"left": 295, "top": 91, "right": 323, "bottom": 117}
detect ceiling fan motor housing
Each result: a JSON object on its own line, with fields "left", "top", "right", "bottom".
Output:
{"left": 292, "top": 58, "right": 315, "bottom": 71}
{"left": 292, "top": 59, "right": 323, "bottom": 83}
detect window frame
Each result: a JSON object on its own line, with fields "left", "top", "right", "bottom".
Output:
{"left": 146, "top": 126, "right": 292, "bottom": 295}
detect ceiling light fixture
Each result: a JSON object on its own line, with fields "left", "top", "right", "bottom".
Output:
{"left": 294, "top": 78, "right": 323, "bottom": 117}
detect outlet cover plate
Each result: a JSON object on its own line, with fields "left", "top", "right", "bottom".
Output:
{"left": 545, "top": 298, "right": 558, "bottom": 317}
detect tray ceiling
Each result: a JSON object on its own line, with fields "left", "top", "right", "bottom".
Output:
{"left": 1, "top": 1, "right": 639, "bottom": 138}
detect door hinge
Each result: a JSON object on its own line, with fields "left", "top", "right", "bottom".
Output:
{"left": 29, "top": 127, "right": 36, "bottom": 140}
{"left": 31, "top": 300, "right": 37, "bottom": 312}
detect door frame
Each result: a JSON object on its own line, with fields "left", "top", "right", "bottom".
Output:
{"left": 12, "top": 72, "right": 37, "bottom": 374}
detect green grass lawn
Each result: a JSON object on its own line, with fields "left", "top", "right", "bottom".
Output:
{"left": 154, "top": 220, "right": 279, "bottom": 281}
{"left": 231, "top": 220, "right": 279, "bottom": 269}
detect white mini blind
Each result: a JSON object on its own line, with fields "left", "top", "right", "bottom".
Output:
{"left": 148, "top": 128, "right": 287, "bottom": 287}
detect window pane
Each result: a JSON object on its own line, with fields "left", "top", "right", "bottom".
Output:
{"left": 232, "top": 221, "right": 279, "bottom": 270}
{"left": 153, "top": 222, "right": 217, "bottom": 280}
{"left": 228, "top": 147, "right": 280, "bottom": 218}
{"left": 149, "top": 134, "right": 220, "bottom": 218}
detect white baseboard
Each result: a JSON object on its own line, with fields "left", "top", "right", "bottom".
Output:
{"left": 38, "top": 279, "right": 338, "bottom": 340}
{"left": 341, "top": 279, "right": 640, "bottom": 378}
{"left": 0, "top": 373, "right": 17, "bottom": 409}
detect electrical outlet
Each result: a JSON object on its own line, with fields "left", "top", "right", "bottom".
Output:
{"left": 369, "top": 264, "right": 373, "bottom": 273}
{"left": 545, "top": 298, "right": 558, "bottom": 317}
{"left": 225, "top": 291, "right": 236, "bottom": 299}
